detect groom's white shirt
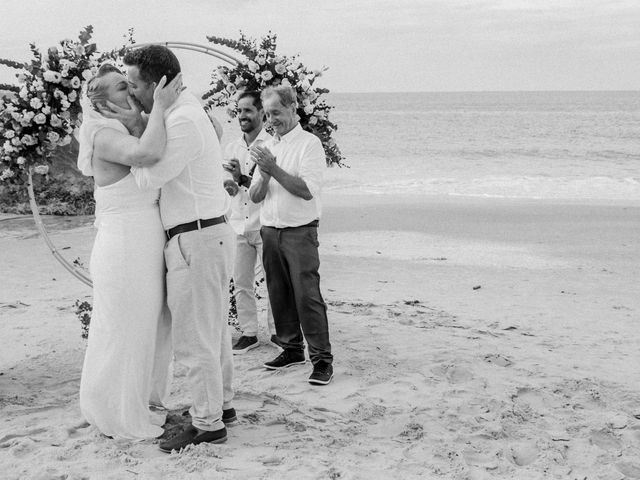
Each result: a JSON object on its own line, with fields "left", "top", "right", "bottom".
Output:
{"left": 132, "top": 90, "right": 230, "bottom": 230}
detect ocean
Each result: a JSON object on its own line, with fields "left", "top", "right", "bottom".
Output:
{"left": 322, "top": 91, "right": 640, "bottom": 202}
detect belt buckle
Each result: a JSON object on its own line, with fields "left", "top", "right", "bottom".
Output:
{"left": 196, "top": 219, "right": 202, "bottom": 231}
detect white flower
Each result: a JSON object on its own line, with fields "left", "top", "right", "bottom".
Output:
{"left": 68, "top": 91, "right": 77, "bottom": 102}
{"left": 308, "top": 116, "right": 318, "bottom": 125}
{"left": 16, "top": 156, "right": 26, "bottom": 165}
{"left": 58, "top": 135, "right": 71, "bottom": 146}
{"left": 11, "top": 137, "right": 22, "bottom": 147}
{"left": 33, "top": 165, "right": 49, "bottom": 175}
{"left": 261, "top": 71, "right": 273, "bottom": 81}
{"left": 3, "top": 142, "right": 15, "bottom": 153}
{"left": 0, "top": 168, "right": 15, "bottom": 180}
{"left": 41, "top": 105, "right": 51, "bottom": 115}
{"left": 258, "top": 49, "right": 267, "bottom": 57}
{"left": 304, "top": 105, "right": 315, "bottom": 115}
{"left": 46, "top": 131, "right": 60, "bottom": 144}
{"left": 247, "top": 61, "right": 259, "bottom": 73}
{"left": 10, "top": 112, "right": 21, "bottom": 122}
{"left": 225, "top": 83, "right": 237, "bottom": 95}
{"left": 281, "top": 78, "right": 291, "bottom": 87}
{"left": 275, "top": 63, "right": 286, "bottom": 75}
{"left": 70, "top": 76, "right": 81, "bottom": 89}
{"left": 50, "top": 115, "right": 62, "bottom": 127}
{"left": 34, "top": 113, "right": 47, "bottom": 124}
{"left": 19, "top": 87, "right": 29, "bottom": 100}
{"left": 21, "top": 134, "right": 36, "bottom": 146}
{"left": 255, "top": 55, "right": 266, "bottom": 66}
{"left": 43, "top": 70, "right": 62, "bottom": 83}
{"left": 82, "top": 69, "right": 93, "bottom": 81}
{"left": 300, "top": 78, "right": 312, "bottom": 91}
{"left": 30, "top": 98, "right": 43, "bottom": 110}
{"left": 60, "top": 99, "right": 70, "bottom": 110}
{"left": 4, "top": 130, "right": 15, "bottom": 139}
{"left": 53, "top": 89, "right": 64, "bottom": 99}
{"left": 16, "top": 73, "right": 27, "bottom": 83}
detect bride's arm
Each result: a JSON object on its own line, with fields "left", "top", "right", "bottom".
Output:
{"left": 93, "top": 74, "right": 182, "bottom": 167}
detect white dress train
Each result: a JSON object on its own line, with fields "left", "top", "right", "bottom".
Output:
{"left": 79, "top": 173, "right": 171, "bottom": 439}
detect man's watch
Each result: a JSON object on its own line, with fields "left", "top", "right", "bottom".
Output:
{"left": 238, "top": 174, "right": 251, "bottom": 187}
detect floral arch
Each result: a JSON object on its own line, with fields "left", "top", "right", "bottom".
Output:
{"left": 0, "top": 27, "right": 343, "bottom": 287}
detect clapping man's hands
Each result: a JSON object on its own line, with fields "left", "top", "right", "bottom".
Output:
{"left": 250, "top": 145, "right": 277, "bottom": 176}
{"left": 223, "top": 158, "right": 242, "bottom": 183}
{"left": 224, "top": 179, "right": 239, "bottom": 197}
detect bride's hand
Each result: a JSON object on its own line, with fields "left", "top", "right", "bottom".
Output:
{"left": 153, "top": 73, "right": 183, "bottom": 111}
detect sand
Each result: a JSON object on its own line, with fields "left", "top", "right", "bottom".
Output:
{"left": 1, "top": 194, "right": 640, "bottom": 479}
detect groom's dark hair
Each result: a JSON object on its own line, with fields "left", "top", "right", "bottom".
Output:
{"left": 123, "top": 45, "right": 181, "bottom": 85}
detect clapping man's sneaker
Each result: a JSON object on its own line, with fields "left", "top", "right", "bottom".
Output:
{"left": 263, "top": 350, "right": 306, "bottom": 370}
{"left": 308, "top": 361, "right": 333, "bottom": 385}
{"left": 270, "top": 334, "right": 283, "bottom": 349}
{"left": 232, "top": 335, "right": 259, "bottom": 354}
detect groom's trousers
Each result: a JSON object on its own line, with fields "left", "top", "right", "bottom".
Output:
{"left": 164, "top": 222, "right": 235, "bottom": 432}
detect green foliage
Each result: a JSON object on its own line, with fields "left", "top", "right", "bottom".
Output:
{"left": 74, "top": 299, "right": 92, "bottom": 339}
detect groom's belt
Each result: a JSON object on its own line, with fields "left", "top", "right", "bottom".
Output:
{"left": 166, "top": 216, "right": 226, "bottom": 240}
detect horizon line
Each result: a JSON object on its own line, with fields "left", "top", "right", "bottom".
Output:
{"left": 328, "top": 89, "right": 640, "bottom": 95}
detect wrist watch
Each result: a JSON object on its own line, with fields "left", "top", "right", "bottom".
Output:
{"left": 238, "top": 174, "right": 250, "bottom": 187}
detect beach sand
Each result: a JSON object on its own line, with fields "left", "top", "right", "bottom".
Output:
{"left": 1, "top": 194, "right": 640, "bottom": 479}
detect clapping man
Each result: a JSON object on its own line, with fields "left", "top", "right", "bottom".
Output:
{"left": 223, "top": 91, "right": 277, "bottom": 354}
{"left": 249, "top": 86, "right": 334, "bottom": 385}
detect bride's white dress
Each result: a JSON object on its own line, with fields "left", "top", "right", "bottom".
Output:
{"left": 79, "top": 173, "right": 171, "bottom": 439}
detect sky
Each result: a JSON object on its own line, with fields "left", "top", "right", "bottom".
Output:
{"left": 1, "top": 0, "right": 640, "bottom": 93}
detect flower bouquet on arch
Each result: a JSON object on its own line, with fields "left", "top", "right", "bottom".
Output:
{"left": 203, "top": 31, "right": 345, "bottom": 167}
{"left": 0, "top": 25, "right": 128, "bottom": 186}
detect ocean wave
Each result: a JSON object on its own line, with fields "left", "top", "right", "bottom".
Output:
{"left": 324, "top": 175, "right": 640, "bottom": 201}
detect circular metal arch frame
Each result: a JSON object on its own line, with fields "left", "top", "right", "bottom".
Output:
{"left": 28, "top": 41, "right": 241, "bottom": 288}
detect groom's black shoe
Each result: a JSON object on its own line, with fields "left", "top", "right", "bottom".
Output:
{"left": 159, "top": 425, "right": 227, "bottom": 453}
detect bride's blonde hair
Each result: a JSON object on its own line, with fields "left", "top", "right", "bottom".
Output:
{"left": 85, "top": 63, "right": 122, "bottom": 109}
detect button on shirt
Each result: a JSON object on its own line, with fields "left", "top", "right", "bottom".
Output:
{"left": 224, "top": 129, "right": 271, "bottom": 235}
{"left": 253, "top": 123, "right": 325, "bottom": 228}
{"left": 131, "top": 91, "right": 230, "bottom": 230}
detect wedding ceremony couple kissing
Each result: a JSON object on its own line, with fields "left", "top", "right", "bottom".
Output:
{"left": 77, "top": 44, "right": 334, "bottom": 452}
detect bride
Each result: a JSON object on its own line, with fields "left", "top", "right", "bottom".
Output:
{"left": 77, "top": 63, "right": 182, "bottom": 439}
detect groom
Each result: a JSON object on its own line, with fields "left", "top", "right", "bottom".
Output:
{"left": 117, "top": 45, "right": 235, "bottom": 452}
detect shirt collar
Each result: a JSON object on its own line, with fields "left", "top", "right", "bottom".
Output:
{"left": 276, "top": 123, "right": 302, "bottom": 144}
{"left": 240, "top": 128, "right": 271, "bottom": 148}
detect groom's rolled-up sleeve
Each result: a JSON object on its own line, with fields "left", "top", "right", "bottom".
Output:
{"left": 132, "top": 114, "right": 204, "bottom": 189}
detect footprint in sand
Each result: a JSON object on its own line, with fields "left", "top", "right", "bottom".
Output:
{"left": 508, "top": 441, "right": 538, "bottom": 466}
{"left": 483, "top": 354, "right": 513, "bottom": 367}
{"left": 617, "top": 461, "right": 640, "bottom": 479}
{"left": 590, "top": 429, "right": 623, "bottom": 452}
{"left": 461, "top": 448, "right": 499, "bottom": 469}
{"left": 431, "top": 364, "right": 473, "bottom": 384}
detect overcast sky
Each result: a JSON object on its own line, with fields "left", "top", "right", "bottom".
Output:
{"left": 1, "top": 0, "right": 639, "bottom": 93}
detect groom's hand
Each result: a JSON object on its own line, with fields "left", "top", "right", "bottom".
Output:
{"left": 98, "top": 96, "right": 146, "bottom": 138}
